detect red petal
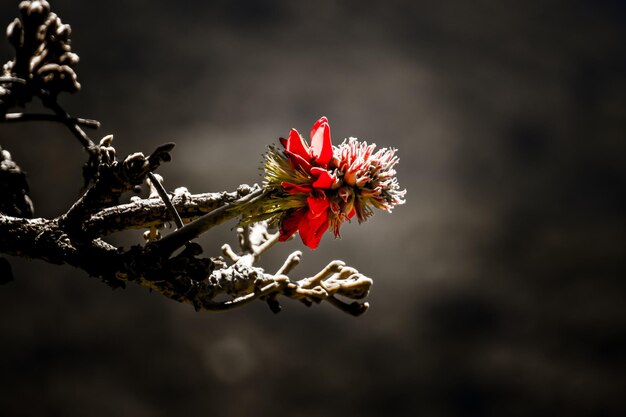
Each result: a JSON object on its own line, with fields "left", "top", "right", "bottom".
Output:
{"left": 279, "top": 208, "right": 306, "bottom": 242}
{"left": 306, "top": 194, "right": 330, "bottom": 218}
{"left": 310, "top": 116, "right": 328, "bottom": 139}
{"left": 284, "top": 150, "right": 312, "bottom": 173}
{"left": 286, "top": 129, "right": 310, "bottom": 160}
{"left": 281, "top": 182, "right": 313, "bottom": 194}
{"left": 310, "top": 118, "right": 333, "bottom": 166}
{"left": 298, "top": 208, "right": 329, "bottom": 249}
{"left": 279, "top": 137, "right": 288, "bottom": 148}
{"left": 311, "top": 168, "right": 335, "bottom": 189}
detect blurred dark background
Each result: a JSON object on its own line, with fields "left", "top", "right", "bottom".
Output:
{"left": 1, "top": 1, "right": 625, "bottom": 416}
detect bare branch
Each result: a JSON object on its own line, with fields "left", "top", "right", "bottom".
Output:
{"left": 2, "top": 112, "right": 100, "bottom": 128}
{"left": 82, "top": 189, "right": 251, "bottom": 237}
{"left": 0, "top": 213, "right": 371, "bottom": 316}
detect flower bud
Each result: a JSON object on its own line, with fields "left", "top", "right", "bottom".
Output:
{"left": 36, "top": 63, "right": 80, "bottom": 93}
{"left": 26, "top": 1, "right": 50, "bottom": 17}
{"left": 59, "top": 52, "right": 79, "bottom": 66}
{"left": 6, "top": 18, "right": 23, "bottom": 48}
{"left": 55, "top": 23, "right": 71, "bottom": 42}
{"left": 18, "top": 1, "right": 30, "bottom": 14}
{"left": 99, "top": 135, "right": 114, "bottom": 147}
{"left": 19, "top": 1, "right": 49, "bottom": 29}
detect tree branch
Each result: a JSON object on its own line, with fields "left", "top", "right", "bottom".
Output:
{"left": 0, "top": 212, "right": 372, "bottom": 315}
{"left": 82, "top": 189, "right": 254, "bottom": 237}
{"left": 2, "top": 112, "right": 100, "bottom": 129}
{"left": 0, "top": 1, "right": 384, "bottom": 317}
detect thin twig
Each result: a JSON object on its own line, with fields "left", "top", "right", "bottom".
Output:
{"left": 2, "top": 112, "right": 100, "bottom": 128}
{"left": 276, "top": 251, "right": 302, "bottom": 275}
{"left": 0, "top": 76, "right": 26, "bottom": 85}
{"left": 41, "top": 97, "right": 97, "bottom": 153}
{"left": 255, "top": 232, "right": 280, "bottom": 257}
{"left": 147, "top": 172, "right": 184, "bottom": 229}
{"left": 300, "top": 260, "right": 345, "bottom": 288}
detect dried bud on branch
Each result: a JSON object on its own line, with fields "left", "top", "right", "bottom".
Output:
{"left": 4, "top": 0, "right": 80, "bottom": 101}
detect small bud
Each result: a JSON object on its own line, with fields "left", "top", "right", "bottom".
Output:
{"left": 97, "top": 135, "right": 116, "bottom": 165}
{"left": 6, "top": 18, "right": 23, "bottom": 48}
{"left": 58, "top": 51, "right": 79, "bottom": 67}
{"left": 99, "top": 135, "right": 114, "bottom": 147}
{"left": 36, "top": 64, "right": 80, "bottom": 93}
{"left": 18, "top": 1, "right": 29, "bottom": 14}
{"left": 20, "top": 2, "right": 48, "bottom": 27}
{"left": 123, "top": 152, "right": 148, "bottom": 175}
{"left": 55, "top": 23, "right": 71, "bottom": 41}
{"left": 28, "top": 1, "right": 49, "bottom": 16}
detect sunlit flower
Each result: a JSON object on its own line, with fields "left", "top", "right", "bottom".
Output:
{"left": 262, "top": 117, "right": 406, "bottom": 249}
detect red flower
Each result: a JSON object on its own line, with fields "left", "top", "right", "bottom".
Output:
{"left": 261, "top": 116, "right": 405, "bottom": 250}
{"left": 277, "top": 117, "right": 337, "bottom": 248}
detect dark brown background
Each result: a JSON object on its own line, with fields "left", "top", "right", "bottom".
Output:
{"left": 1, "top": 1, "right": 625, "bottom": 416}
